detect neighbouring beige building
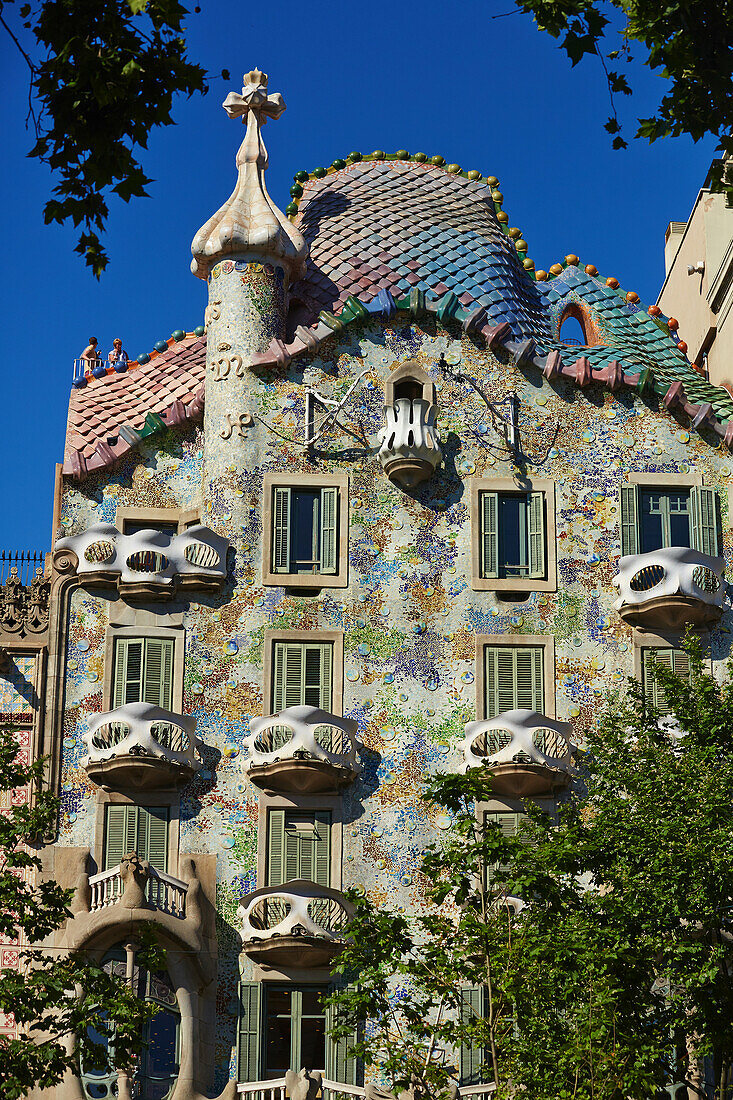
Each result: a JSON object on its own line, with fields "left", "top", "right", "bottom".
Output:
{"left": 658, "top": 161, "right": 733, "bottom": 389}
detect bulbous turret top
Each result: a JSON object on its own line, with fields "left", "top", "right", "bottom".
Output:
{"left": 190, "top": 69, "right": 308, "bottom": 282}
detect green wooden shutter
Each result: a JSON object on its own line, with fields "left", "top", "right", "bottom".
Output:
{"left": 486, "top": 812, "right": 527, "bottom": 886}
{"left": 272, "top": 490, "right": 290, "bottom": 576}
{"left": 486, "top": 646, "right": 544, "bottom": 717}
{"left": 282, "top": 812, "right": 331, "bottom": 884}
{"left": 273, "top": 642, "right": 333, "bottom": 711}
{"left": 139, "top": 806, "right": 168, "bottom": 873}
{"left": 459, "top": 986, "right": 487, "bottom": 1086}
{"left": 316, "top": 644, "right": 333, "bottom": 710}
{"left": 690, "top": 487, "right": 720, "bottom": 556}
{"left": 143, "top": 639, "right": 174, "bottom": 709}
{"left": 485, "top": 647, "right": 497, "bottom": 718}
{"left": 104, "top": 805, "right": 130, "bottom": 869}
{"left": 481, "top": 492, "right": 499, "bottom": 579}
{"left": 113, "top": 639, "right": 144, "bottom": 708}
{"left": 326, "top": 986, "right": 358, "bottom": 1085}
{"left": 273, "top": 487, "right": 291, "bottom": 573}
{"left": 515, "top": 647, "right": 544, "bottom": 712}
{"left": 272, "top": 642, "right": 288, "bottom": 712}
{"left": 643, "top": 648, "right": 690, "bottom": 715}
{"left": 285, "top": 644, "right": 306, "bottom": 708}
{"left": 285, "top": 815, "right": 303, "bottom": 881}
{"left": 620, "top": 485, "right": 640, "bottom": 556}
{"left": 319, "top": 487, "right": 338, "bottom": 575}
{"left": 304, "top": 645, "right": 324, "bottom": 708}
{"left": 314, "top": 812, "right": 331, "bottom": 888}
{"left": 267, "top": 809, "right": 286, "bottom": 886}
{"left": 528, "top": 492, "right": 546, "bottom": 578}
{"left": 237, "top": 982, "right": 261, "bottom": 1083}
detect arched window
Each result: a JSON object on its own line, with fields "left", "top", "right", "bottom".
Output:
{"left": 81, "top": 946, "right": 180, "bottom": 1100}
{"left": 558, "top": 314, "right": 587, "bottom": 346}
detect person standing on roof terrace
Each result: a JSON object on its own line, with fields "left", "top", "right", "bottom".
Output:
{"left": 107, "top": 337, "right": 129, "bottom": 367}
{"left": 80, "top": 337, "right": 102, "bottom": 365}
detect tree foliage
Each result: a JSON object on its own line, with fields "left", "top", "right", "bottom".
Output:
{"left": 328, "top": 634, "right": 733, "bottom": 1100}
{"left": 1, "top": 0, "right": 217, "bottom": 276}
{"left": 0, "top": 727, "right": 164, "bottom": 1099}
{"left": 511, "top": 0, "right": 733, "bottom": 182}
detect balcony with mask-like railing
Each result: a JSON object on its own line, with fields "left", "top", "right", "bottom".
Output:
{"left": 377, "top": 397, "right": 442, "bottom": 489}
{"left": 238, "top": 879, "right": 353, "bottom": 967}
{"left": 83, "top": 702, "right": 201, "bottom": 790}
{"left": 245, "top": 706, "right": 360, "bottom": 793}
{"left": 613, "top": 546, "right": 725, "bottom": 630}
{"left": 55, "top": 523, "right": 229, "bottom": 599}
{"left": 461, "top": 710, "right": 575, "bottom": 795}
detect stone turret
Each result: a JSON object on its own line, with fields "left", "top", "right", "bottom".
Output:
{"left": 191, "top": 68, "right": 307, "bottom": 498}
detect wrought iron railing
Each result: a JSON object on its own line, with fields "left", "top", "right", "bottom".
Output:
{"left": 0, "top": 551, "right": 45, "bottom": 587}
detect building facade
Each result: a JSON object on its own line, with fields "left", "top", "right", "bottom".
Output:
{"left": 657, "top": 160, "right": 733, "bottom": 389}
{"left": 9, "top": 70, "right": 733, "bottom": 1099}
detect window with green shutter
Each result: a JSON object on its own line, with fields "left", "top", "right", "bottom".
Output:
{"left": 272, "top": 486, "right": 339, "bottom": 575}
{"left": 103, "top": 805, "right": 169, "bottom": 872}
{"left": 484, "top": 811, "right": 529, "bottom": 887}
{"left": 326, "top": 983, "right": 360, "bottom": 1085}
{"left": 267, "top": 810, "right": 331, "bottom": 888}
{"left": 480, "top": 491, "right": 546, "bottom": 579}
{"left": 620, "top": 484, "right": 720, "bottom": 556}
{"left": 459, "top": 985, "right": 488, "bottom": 1086}
{"left": 237, "top": 982, "right": 261, "bottom": 1083}
{"left": 112, "top": 637, "right": 174, "bottom": 710}
{"left": 484, "top": 646, "right": 544, "bottom": 718}
{"left": 642, "top": 648, "right": 691, "bottom": 714}
{"left": 272, "top": 641, "right": 333, "bottom": 712}
{"left": 237, "top": 983, "right": 358, "bottom": 1084}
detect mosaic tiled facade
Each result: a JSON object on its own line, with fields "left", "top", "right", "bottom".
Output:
{"left": 15, "top": 70, "right": 733, "bottom": 1100}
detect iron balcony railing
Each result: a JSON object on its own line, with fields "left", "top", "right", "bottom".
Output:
{"left": 0, "top": 551, "right": 45, "bottom": 587}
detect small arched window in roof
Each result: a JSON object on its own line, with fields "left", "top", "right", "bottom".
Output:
{"left": 559, "top": 314, "right": 587, "bottom": 347}
{"left": 558, "top": 302, "right": 603, "bottom": 348}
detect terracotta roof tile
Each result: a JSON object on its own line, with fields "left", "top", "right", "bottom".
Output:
{"left": 64, "top": 336, "right": 206, "bottom": 475}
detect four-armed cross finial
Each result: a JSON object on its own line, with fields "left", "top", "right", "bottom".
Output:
{"left": 222, "top": 69, "right": 286, "bottom": 126}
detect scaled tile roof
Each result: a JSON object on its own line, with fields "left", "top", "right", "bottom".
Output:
{"left": 63, "top": 155, "right": 733, "bottom": 479}
{"left": 64, "top": 336, "right": 205, "bottom": 478}
{"left": 290, "top": 159, "right": 552, "bottom": 341}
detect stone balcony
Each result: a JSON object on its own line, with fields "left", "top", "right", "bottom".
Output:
{"left": 245, "top": 706, "right": 360, "bottom": 793}
{"left": 377, "top": 397, "right": 442, "bottom": 489}
{"left": 55, "top": 523, "right": 229, "bottom": 599}
{"left": 59, "top": 849, "right": 215, "bottom": 989}
{"left": 613, "top": 546, "right": 725, "bottom": 630}
{"left": 88, "top": 854, "right": 188, "bottom": 918}
{"left": 238, "top": 879, "right": 353, "bottom": 967}
{"left": 83, "top": 702, "right": 201, "bottom": 790}
{"left": 462, "top": 709, "right": 574, "bottom": 795}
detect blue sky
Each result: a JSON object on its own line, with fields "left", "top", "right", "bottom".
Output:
{"left": 0, "top": 0, "right": 716, "bottom": 550}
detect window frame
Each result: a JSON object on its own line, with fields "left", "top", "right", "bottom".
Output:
{"left": 103, "top": 624, "right": 184, "bottom": 713}
{"left": 263, "top": 630, "right": 344, "bottom": 718}
{"left": 632, "top": 628, "right": 711, "bottom": 710}
{"left": 93, "top": 790, "right": 180, "bottom": 878}
{"left": 471, "top": 478, "right": 557, "bottom": 593}
{"left": 115, "top": 505, "right": 200, "bottom": 535}
{"left": 256, "top": 792, "right": 343, "bottom": 892}
{"left": 619, "top": 471, "right": 725, "bottom": 558}
{"left": 475, "top": 634, "right": 556, "bottom": 719}
{"left": 262, "top": 473, "right": 349, "bottom": 589}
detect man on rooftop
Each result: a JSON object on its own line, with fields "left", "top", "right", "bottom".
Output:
{"left": 79, "top": 336, "right": 102, "bottom": 365}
